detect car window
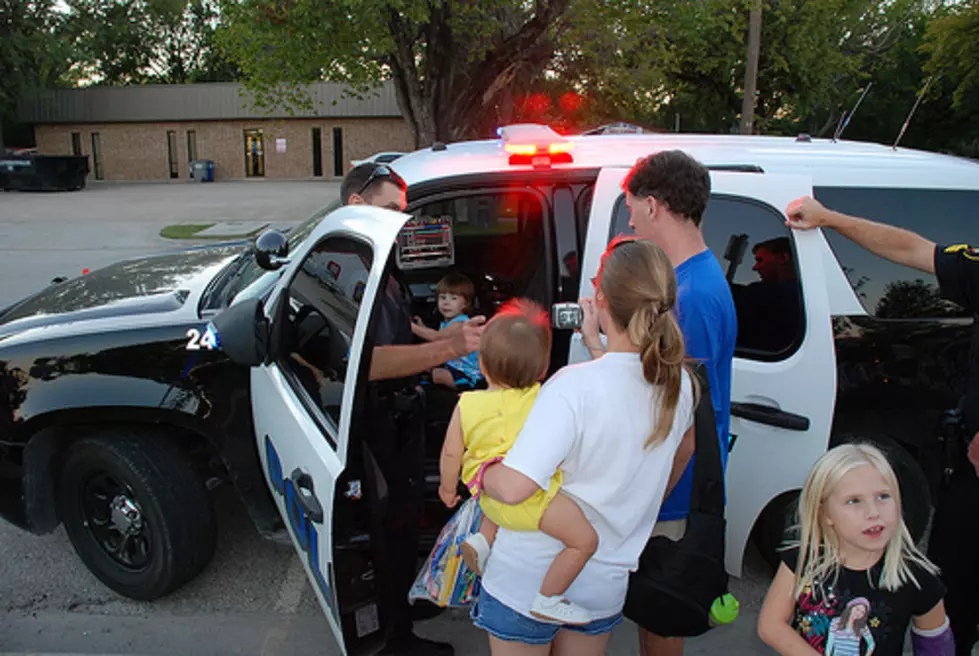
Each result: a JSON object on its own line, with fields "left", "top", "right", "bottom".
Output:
{"left": 223, "top": 199, "right": 343, "bottom": 307}
{"left": 277, "top": 236, "right": 372, "bottom": 439}
{"left": 610, "top": 193, "right": 805, "bottom": 359}
{"left": 813, "top": 187, "right": 975, "bottom": 319}
{"left": 409, "top": 190, "right": 548, "bottom": 308}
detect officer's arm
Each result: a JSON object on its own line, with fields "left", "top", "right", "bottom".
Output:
{"left": 368, "top": 341, "right": 459, "bottom": 381}
{"left": 822, "top": 212, "right": 935, "bottom": 274}
{"left": 786, "top": 196, "right": 935, "bottom": 273}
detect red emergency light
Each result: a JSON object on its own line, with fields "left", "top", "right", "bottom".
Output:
{"left": 498, "top": 124, "right": 574, "bottom": 167}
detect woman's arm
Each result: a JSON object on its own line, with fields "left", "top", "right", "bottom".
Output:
{"left": 758, "top": 562, "right": 821, "bottom": 656}
{"left": 438, "top": 406, "right": 464, "bottom": 508}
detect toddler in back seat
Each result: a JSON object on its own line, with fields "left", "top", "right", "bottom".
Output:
{"left": 411, "top": 272, "right": 485, "bottom": 390}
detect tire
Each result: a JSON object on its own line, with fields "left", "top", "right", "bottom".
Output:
{"left": 753, "top": 437, "right": 932, "bottom": 572}
{"left": 57, "top": 433, "right": 217, "bottom": 600}
{"left": 754, "top": 490, "right": 800, "bottom": 572}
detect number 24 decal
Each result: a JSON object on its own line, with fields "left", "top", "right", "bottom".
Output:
{"left": 186, "top": 327, "right": 218, "bottom": 351}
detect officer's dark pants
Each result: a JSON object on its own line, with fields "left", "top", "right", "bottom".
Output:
{"left": 368, "top": 405, "right": 426, "bottom": 641}
{"left": 928, "top": 468, "right": 979, "bottom": 655}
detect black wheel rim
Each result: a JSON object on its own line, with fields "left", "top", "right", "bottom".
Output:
{"left": 80, "top": 472, "right": 152, "bottom": 570}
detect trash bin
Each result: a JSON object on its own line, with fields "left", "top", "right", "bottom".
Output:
{"left": 191, "top": 159, "right": 214, "bottom": 182}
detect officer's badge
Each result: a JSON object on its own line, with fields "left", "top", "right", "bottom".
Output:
{"left": 944, "top": 244, "right": 979, "bottom": 261}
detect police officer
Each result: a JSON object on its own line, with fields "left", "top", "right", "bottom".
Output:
{"left": 341, "top": 163, "right": 484, "bottom": 655}
{"left": 787, "top": 195, "right": 979, "bottom": 656}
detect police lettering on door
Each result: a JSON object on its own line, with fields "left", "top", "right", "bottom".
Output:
{"left": 264, "top": 436, "right": 338, "bottom": 620}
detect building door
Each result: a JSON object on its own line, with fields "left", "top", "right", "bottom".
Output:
{"left": 244, "top": 129, "right": 265, "bottom": 177}
{"left": 167, "top": 130, "right": 179, "bottom": 179}
{"left": 71, "top": 132, "right": 82, "bottom": 156}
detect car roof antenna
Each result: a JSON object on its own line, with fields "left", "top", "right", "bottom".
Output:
{"left": 834, "top": 82, "right": 872, "bottom": 142}
{"left": 892, "top": 75, "right": 934, "bottom": 150}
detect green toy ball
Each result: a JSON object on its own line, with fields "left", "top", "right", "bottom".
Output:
{"left": 710, "top": 593, "right": 740, "bottom": 625}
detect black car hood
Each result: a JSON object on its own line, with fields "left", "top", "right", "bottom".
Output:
{"left": 0, "top": 245, "right": 243, "bottom": 334}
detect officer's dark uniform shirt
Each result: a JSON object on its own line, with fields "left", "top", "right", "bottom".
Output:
{"left": 935, "top": 244, "right": 979, "bottom": 434}
{"left": 375, "top": 275, "right": 414, "bottom": 348}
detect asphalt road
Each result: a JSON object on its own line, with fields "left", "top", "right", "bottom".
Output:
{"left": 0, "top": 181, "right": 780, "bottom": 655}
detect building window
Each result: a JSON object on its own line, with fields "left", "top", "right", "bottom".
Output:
{"left": 332, "top": 127, "right": 343, "bottom": 176}
{"left": 91, "top": 133, "right": 103, "bottom": 180}
{"left": 186, "top": 130, "right": 197, "bottom": 163}
{"left": 71, "top": 132, "right": 82, "bottom": 156}
{"left": 312, "top": 128, "right": 323, "bottom": 177}
{"left": 167, "top": 130, "right": 179, "bottom": 179}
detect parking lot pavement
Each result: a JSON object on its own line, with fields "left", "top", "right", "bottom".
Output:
{"left": 0, "top": 180, "right": 777, "bottom": 655}
{"left": 0, "top": 181, "right": 339, "bottom": 307}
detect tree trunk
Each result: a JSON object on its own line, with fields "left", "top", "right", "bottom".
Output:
{"left": 740, "top": 3, "right": 762, "bottom": 135}
{"left": 387, "top": 0, "right": 571, "bottom": 148}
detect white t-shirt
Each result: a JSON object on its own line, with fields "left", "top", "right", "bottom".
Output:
{"left": 479, "top": 352, "right": 695, "bottom": 621}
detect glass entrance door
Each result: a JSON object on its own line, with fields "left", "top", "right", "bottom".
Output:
{"left": 244, "top": 129, "right": 265, "bottom": 177}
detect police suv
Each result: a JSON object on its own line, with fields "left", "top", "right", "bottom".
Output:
{"left": 1, "top": 124, "right": 976, "bottom": 654}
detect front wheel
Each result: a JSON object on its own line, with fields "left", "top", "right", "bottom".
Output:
{"left": 57, "top": 433, "right": 216, "bottom": 600}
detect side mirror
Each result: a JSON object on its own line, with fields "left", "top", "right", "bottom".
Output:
{"left": 254, "top": 230, "right": 290, "bottom": 271}
{"left": 209, "top": 297, "right": 269, "bottom": 366}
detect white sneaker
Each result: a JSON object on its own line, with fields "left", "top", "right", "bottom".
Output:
{"left": 530, "top": 593, "right": 592, "bottom": 626}
{"left": 461, "top": 533, "right": 491, "bottom": 575}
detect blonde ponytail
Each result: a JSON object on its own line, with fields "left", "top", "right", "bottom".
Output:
{"left": 598, "top": 238, "right": 698, "bottom": 448}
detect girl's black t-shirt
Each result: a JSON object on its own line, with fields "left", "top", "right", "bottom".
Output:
{"left": 780, "top": 548, "right": 946, "bottom": 655}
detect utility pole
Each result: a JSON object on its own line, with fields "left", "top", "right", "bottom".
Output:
{"left": 740, "top": 2, "right": 762, "bottom": 135}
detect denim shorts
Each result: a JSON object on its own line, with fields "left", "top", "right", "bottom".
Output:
{"left": 471, "top": 590, "right": 623, "bottom": 645}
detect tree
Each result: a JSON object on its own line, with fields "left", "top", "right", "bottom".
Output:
{"left": 0, "top": 0, "right": 77, "bottom": 149}
{"left": 216, "top": 0, "right": 572, "bottom": 147}
{"left": 921, "top": 0, "right": 979, "bottom": 156}
{"left": 67, "top": 0, "right": 238, "bottom": 84}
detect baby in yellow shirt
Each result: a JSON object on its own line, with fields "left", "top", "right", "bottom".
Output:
{"left": 438, "top": 299, "right": 598, "bottom": 625}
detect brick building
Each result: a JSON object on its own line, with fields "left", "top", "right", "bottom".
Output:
{"left": 17, "top": 82, "right": 414, "bottom": 182}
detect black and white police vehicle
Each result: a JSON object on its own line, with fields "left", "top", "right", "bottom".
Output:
{"left": 1, "top": 124, "right": 976, "bottom": 654}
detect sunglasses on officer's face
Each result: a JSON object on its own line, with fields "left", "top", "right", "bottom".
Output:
{"left": 357, "top": 165, "right": 406, "bottom": 197}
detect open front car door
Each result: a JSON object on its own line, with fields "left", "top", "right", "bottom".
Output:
{"left": 225, "top": 205, "right": 412, "bottom": 655}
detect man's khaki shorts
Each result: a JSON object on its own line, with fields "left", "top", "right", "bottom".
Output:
{"left": 651, "top": 518, "right": 687, "bottom": 541}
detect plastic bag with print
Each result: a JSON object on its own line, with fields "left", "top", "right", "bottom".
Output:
{"left": 409, "top": 497, "right": 482, "bottom": 608}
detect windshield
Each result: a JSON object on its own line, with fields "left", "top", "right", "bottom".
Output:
{"left": 207, "top": 199, "right": 341, "bottom": 309}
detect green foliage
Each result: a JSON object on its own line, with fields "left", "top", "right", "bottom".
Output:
{"left": 67, "top": 0, "right": 236, "bottom": 84}
{"left": 216, "top": 0, "right": 573, "bottom": 144}
{"left": 0, "top": 0, "right": 78, "bottom": 146}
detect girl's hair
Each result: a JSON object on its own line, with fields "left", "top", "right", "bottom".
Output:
{"left": 595, "top": 237, "right": 697, "bottom": 448}
{"left": 792, "top": 443, "right": 939, "bottom": 597}
{"left": 479, "top": 298, "right": 551, "bottom": 389}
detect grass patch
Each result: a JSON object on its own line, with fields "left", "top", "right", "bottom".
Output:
{"left": 160, "top": 223, "right": 214, "bottom": 239}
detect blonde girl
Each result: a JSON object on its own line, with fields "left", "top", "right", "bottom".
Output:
{"left": 758, "top": 443, "right": 954, "bottom": 655}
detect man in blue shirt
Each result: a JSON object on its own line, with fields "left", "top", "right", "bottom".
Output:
{"left": 581, "top": 150, "right": 737, "bottom": 656}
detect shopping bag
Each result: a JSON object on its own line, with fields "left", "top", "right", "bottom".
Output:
{"left": 409, "top": 496, "right": 483, "bottom": 608}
